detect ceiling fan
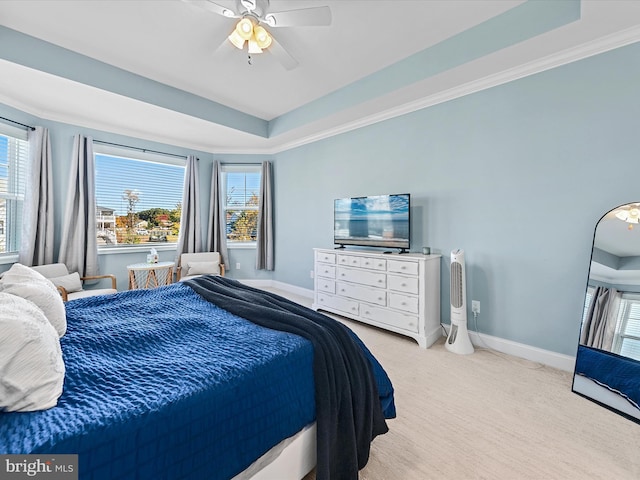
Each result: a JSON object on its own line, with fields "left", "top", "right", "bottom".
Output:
{"left": 185, "top": 0, "right": 332, "bottom": 70}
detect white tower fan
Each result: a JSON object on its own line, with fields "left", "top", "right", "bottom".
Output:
{"left": 445, "top": 249, "right": 475, "bottom": 354}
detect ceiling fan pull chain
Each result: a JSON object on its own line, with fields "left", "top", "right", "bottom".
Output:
{"left": 248, "top": 54, "right": 252, "bottom": 65}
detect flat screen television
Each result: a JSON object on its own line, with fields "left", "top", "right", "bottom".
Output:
{"left": 334, "top": 193, "right": 410, "bottom": 252}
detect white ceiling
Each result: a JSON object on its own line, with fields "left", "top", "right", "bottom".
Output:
{"left": 1, "top": 1, "right": 640, "bottom": 153}
{"left": 591, "top": 206, "right": 640, "bottom": 285}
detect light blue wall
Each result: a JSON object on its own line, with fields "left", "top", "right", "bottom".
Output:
{"left": 271, "top": 41, "right": 640, "bottom": 356}
{"left": 0, "top": 104, "right": 270, "bottom": 287}
{"left": 2, "top": 31, "right": 639, "bottom": 357}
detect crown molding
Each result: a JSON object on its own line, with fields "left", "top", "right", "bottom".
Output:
{"left": 2, "top": 25, "right": 639, "bottom": 156}
{"left": 267, "top": 25, "right": 640, "bottom": 155}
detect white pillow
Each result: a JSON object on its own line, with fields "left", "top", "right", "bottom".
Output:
{"left": 49, "top": 272, "right": 83, "bottom": 293}
{"left": 187, "top": 261, "right": 220, "bottom": 276}
{"left": 0, "top": 263, "right": 67, "bottom": 337}
{"left": 0, "top": 292, "right": 65, "bottom": 412}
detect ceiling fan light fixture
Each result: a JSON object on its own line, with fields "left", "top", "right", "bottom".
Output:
{"left": 254, "top": 25, "right": 272, "bottom": 49}
{"left": 614, "top": 206, "right": 640, "bottom": 227}
{"left": 228, "top": 29, "right": 246, "bottom": 49}
{"left": 235, "top": 17, "right": 254, "bottom": 40}
{"left": 248, "top": 36, "right": 263, "bottom": 54}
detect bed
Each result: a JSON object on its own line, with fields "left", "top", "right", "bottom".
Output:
{"left": 0, "top": 274, "right": 396, "bottom": 479}
{"left": 573, "top": 345, "right": 640, "bottom": 422}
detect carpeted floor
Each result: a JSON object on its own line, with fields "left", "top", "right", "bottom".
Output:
{"left": 271, "top": 289, "right": 640, "bottom": 480}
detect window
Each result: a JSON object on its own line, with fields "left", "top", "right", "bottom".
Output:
{"left": 0, "top": 124, "right": 28, "bottom": 255}
{"left": 221, "top": 164, "right": 261, "bottom": 246}
{"left": 613, "top": 293, "right": 640, "bottom": 361}
{"left": 581, "top": 285, "right": 595, "bottom": 325}
{"left": 94, "top": 148, "right": 185, "bottom": 248}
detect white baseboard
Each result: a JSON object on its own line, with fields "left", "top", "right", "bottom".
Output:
{"left": 443, "top": 324, "right": 576, "bottom": 372}
{"left": 238, "top": 279, "right": 576, "bottom": 373}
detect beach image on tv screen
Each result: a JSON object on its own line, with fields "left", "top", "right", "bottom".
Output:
{"left": 334, "top": 194, "right": 409, "bottom": 248}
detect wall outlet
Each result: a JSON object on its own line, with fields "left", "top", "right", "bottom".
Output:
{"left": 310, "top": 270, "right": 314, "bottom": 278}
{"left": 472, "top": 300, "right": 480, "bottom": 314}
{"left": 235, "top": 262, "right": 241, "bottom": 270}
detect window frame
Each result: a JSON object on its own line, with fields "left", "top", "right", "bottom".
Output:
{"left": 221, "top": 164, "right": 262, "bottom": 249}
{"left": 612, "top": 292, "right": 640, "bottom": 361}
{"left": 0, "top": 123, "right": 28, "bottom": 262}
{"left": 93, "top": 144, "right": 186, "bottom": 254}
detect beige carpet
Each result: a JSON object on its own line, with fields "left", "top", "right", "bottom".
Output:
{"left": 269, "top": 289, "right": 640, "bottom": 480}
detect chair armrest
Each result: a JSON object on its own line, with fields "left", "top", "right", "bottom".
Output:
{"left": 220, "top": 264, "right": 225, "bottom": 276}
{"left": 56, "top": 286, "right": 69, "bottom": 302}
{"left": 176, "top": 266, "right": 182, "bottom": 281}
{"left": 81, "top": 274, "right": 117, "bottom": 290}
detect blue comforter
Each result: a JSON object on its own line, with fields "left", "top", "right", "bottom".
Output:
{"left": 0, "top": 281, "right": 395, "bottom": 479}
{"left": 575, "top": 345, "right": 640, "bottom": 412}
{"left": 187, "top": 276, "right": 395, "bottom": 480}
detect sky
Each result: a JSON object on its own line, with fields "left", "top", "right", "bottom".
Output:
{"left": 95, "top": 154, "right": 262, "bottom": 217}
{"left": 95, "top": 154, "right": 185, "bottom": 216}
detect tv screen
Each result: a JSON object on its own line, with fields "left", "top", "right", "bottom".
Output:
{"left": 334, "top": 193, "right": 410, "bottom": 251}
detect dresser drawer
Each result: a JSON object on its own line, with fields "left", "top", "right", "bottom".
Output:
{"left": 336, "top": 281, "right": 386, "bottom": 306}
{"left": 316, "top": 279, "right": 335, "bottom": 294}
{"left": 387, "top": 259, "right": 419, "bottom": 276}
{"left": 388, "top": 274, "right": 419, "bottom": 294}
{"left": 337, "top": 267, "right": 386, "bottom": 288}
{"left": 361, "top": 256, "right": 386, "bottom": 271}
{"left": 316, "top": 251, "right": 336, "bottom": 264}
{"left": 388, "top": 292, "right": 419, "bottom": 314}
{"left": 337, "top": 255, "right": 362, "bottom": 267}
{"left": 316, "top": 293, "right": 359, "bottom": 316}
{"left": 316, "top": 264, "right": 336, "bottom": 279}
{"left": 360, "top": 304, "right": 419, "bottom": 333}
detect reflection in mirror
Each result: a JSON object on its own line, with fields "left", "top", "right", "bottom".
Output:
{"left": 573, "top": 202, "right": 640, "bottom": 423}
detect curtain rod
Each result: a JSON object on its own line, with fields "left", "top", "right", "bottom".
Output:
{"left": 0, "top": 116, "right": 35, "bottom": 131}
{"left": 93, "top": 139, "right": 188, "bottom": 160}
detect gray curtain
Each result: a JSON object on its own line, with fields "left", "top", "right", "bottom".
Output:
{"left": 176, "top": 155, "right": 201, "bottom": 258}
{"left": 19, "top": 126, "right": 54, "bottom": 266}
{"left": 581, "top": 286, "right": 620, "bottom": 350}
{"left": 58, "top": 135, "right": 98, "bottom": 277}
{"left": 255, "top": 160, "right": 274, "bottom": 270}
{"left": 206, "top": 160, "right": 228, "bottom": 266}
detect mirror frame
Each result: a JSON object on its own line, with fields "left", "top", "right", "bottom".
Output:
{"left": 572, "top": 203, "right": 640, "bottom": 424}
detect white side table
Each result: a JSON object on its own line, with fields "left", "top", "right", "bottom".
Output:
{"left": 127, "top": 261, "right": 175, "bottom": 290}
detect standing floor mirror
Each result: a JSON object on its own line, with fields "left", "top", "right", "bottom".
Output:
{"left": 573, "top": 202, "right": 640, "bottom": 423}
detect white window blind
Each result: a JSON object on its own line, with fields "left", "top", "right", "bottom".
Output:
{"left": 613, "top": 293, "right": 640, "bottom": 361}
{"left": 582, "top": 285, "right": 595, "bottom": 325}
{"left": 94, "top": 151, "right": 185, "bottom": 247}
{"left": 221, "top": 164, "right": 261, "bottom": 245}
{"left": 0, "top": 125, "right": 28, "bottom": 255}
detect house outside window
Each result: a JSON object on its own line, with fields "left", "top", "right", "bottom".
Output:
{"left": 94, "top": 147, "right": 185, "bottom": 249}
{"left": 0, "top": 124, "right": 28, "bottom": 255}
{"left": 221, "top": 164, "right": 261, "bottom": 247}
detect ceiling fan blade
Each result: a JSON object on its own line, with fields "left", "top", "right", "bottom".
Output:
{"left": 182, "top": 0, "right": 239, "bottom": 18}
{"left": 266, "top": 6, "right": 332, "bottom": 27}
{"left": 267, "top": 37, "right": 299, "bottom": 70}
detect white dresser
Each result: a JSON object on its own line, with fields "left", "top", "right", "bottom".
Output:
{"left": 312, "top": 248, "right": 441, "bottom": 348}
